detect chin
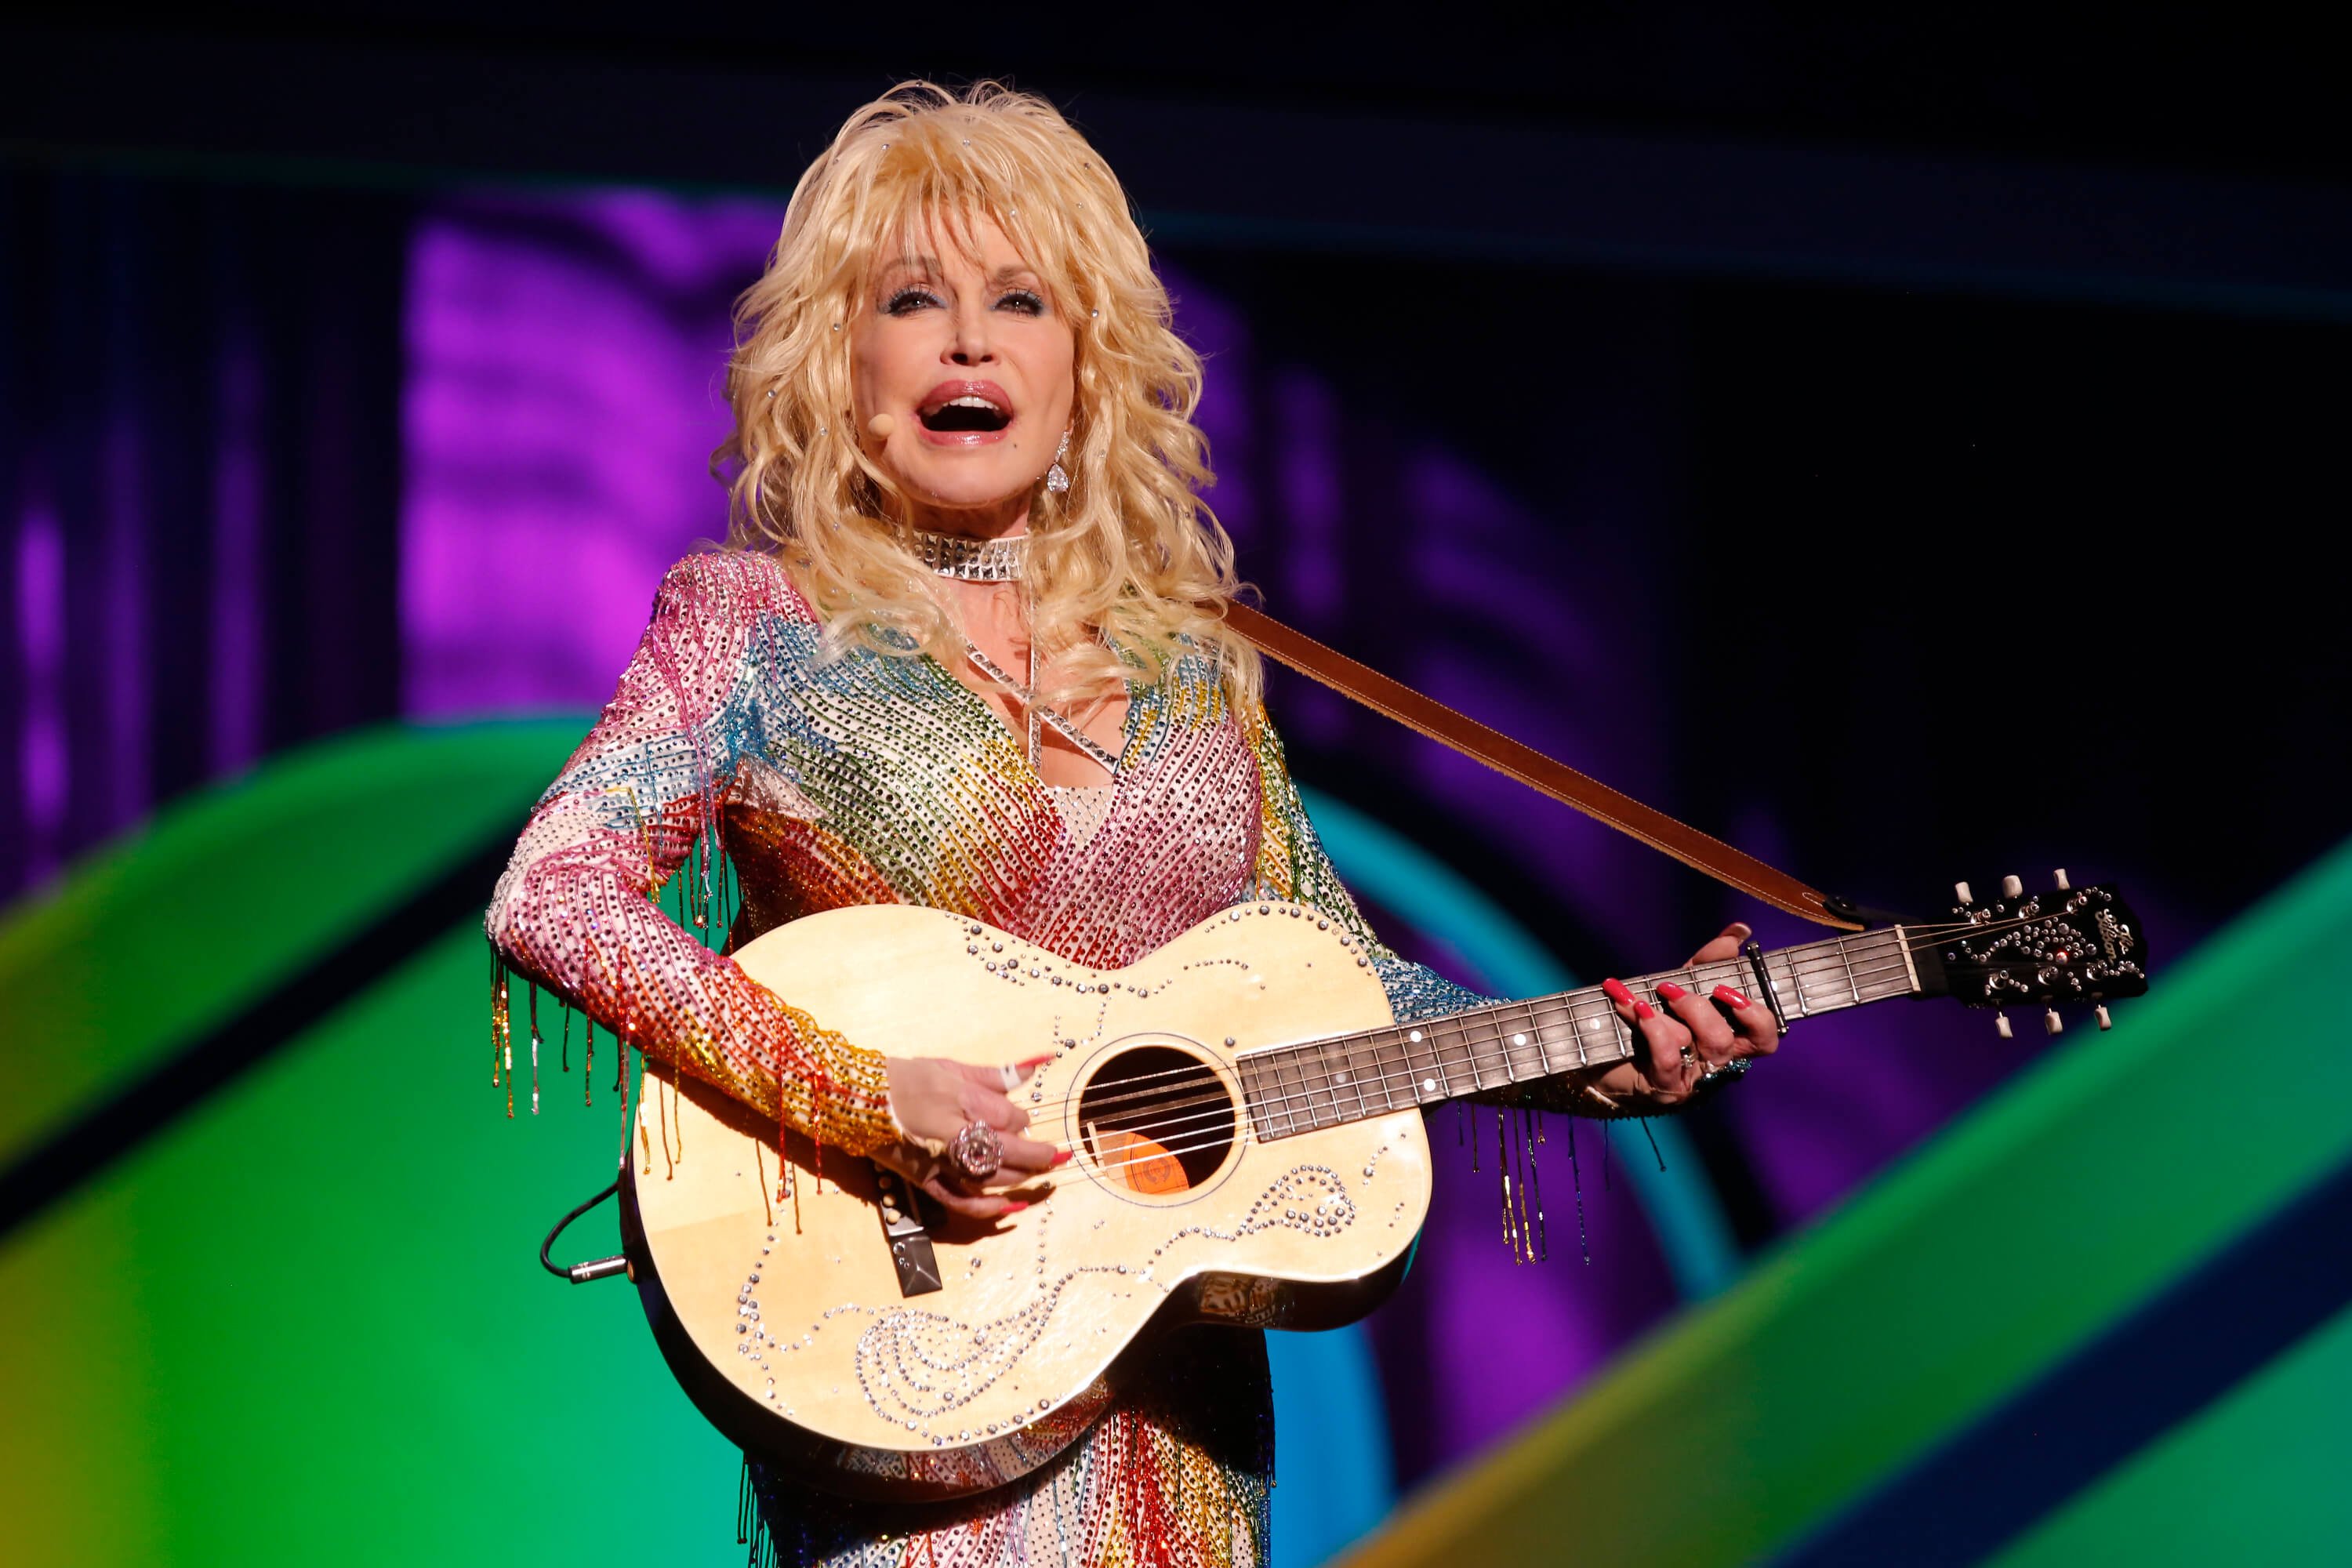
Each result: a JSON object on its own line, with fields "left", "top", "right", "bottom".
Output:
{"left": 901, "top": 463, "right": 1035, "bottom": 513}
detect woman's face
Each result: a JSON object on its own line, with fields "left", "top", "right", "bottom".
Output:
{"left": 851, "top": 213, "right": 1076, "bottom": 532}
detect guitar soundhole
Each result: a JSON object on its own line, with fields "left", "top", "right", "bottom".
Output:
{"left": 1076, "top": 1046, "right": 1236, "bottom": 1196}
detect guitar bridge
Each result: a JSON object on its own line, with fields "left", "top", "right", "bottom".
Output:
{"left": 873, "top": 1165, "right": 943, "bottom": 1297}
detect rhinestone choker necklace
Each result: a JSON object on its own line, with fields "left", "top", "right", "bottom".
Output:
{"left": 912, "top": 529, "right": 1029, "bottom": 583}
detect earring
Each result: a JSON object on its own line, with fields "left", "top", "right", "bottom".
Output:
{"left": 1045, "top": 430, "right": 1072, "bottom": 495}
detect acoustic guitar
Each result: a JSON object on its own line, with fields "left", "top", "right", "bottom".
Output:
{"left": 615, "top": 876, "right": 2147, "bottom": 1501}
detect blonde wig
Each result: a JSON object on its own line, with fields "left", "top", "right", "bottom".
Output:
{"left": 717, "top": 80, "right": 1259, "bottom": 709}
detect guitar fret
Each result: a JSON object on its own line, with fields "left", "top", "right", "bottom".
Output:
{"left": 1310, "top": 1040, "right": 1344, "bottom": 1129}
{"left": 1432, "top": 1024, "right": 1475, "bottom": 1097}
{"left": 1381, "top": 1032, "right": 1413, "bottom": 1110}
{"left": 1777, "top": 953, "right": 1809, "bottom": 1018}
{"left": 1348, "top": 1033, "right": 1385, "bottom": 1115}
{"left": 1502, "top": 1003, "right": 1547, "bottom": 1083}
{"left": 1836, "top": 940, "right": 1862, "bottom": 1005}
{"left": 1340, "top": 1036, "right": 1370, "bottom": 1119}
{"left": 1572, "top": 994, "right": 1614, "bottom": 1066}
{"left": 1407, "top": 1024, "right": 1449, "bottom": 1104}
{"left": 1279, "top": 1048, "right": 1313, "bottom": 1134}
{"left": 1467, "top": 1013, "right": 1507, "bottom": 1091}
{"left": 1254, "top": 1051, "right": 1284, "bottom": 1137}
{"left": 1356, "top": 1032, "right": 1392, "bottom": 1112}
{"left": 1240, "top": 930, "right": 1938, "bottom": 1141}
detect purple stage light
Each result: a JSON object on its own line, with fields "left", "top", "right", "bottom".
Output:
{"left": 401, "top": 191, "right": 788, "bottom": 718}
{"left": 16, "top": 502, "right": 66, "bottom": 885}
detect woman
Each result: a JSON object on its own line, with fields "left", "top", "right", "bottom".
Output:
{"left": 485, "top": 80, "right": 1778, "bottom": 1566}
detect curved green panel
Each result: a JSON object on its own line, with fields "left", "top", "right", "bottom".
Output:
{"left": 1342, "top": 837, "right": 2352, "bottom": 1568}
{"left": 1985, "top": 1297, "right": 2352, "bottom": 1566}
{"left": 0, "top": 719, "right": 583, "bottom": 1164}
{"left": 0, "top": 717, "right": 751, "bottom": 1563}
{"left": 0, "top": 927, "right": 736, "bottom": 1563}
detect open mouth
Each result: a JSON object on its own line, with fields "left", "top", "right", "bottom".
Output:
{"left": 917, "top": 383, "right": 1014, "bottom": 435}
{"left": 920, "top": 396, "right": 1010, "bottom": 434}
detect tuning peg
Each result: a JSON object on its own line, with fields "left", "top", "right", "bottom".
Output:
{"left": 1994, "top": 1011, "right": 2013, "bottom": 1039}
{"left": 2096, "top": 1004, "right": 2113, "bottom": 1030}
{"left": 2002, "top": 875, "right": 2024, "bottom": 898}
{"left": 2053, "top": 869, "right": 2071, "bottom": 891}
{"left": 2044, "top": 1007, "right": 2063, "bottom": 1036}
{"left": 1955, "top": 881, "right": 1973, "bottom": 906}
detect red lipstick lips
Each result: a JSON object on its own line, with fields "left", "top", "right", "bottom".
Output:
{"left": 916, "top": 379, "right": 1014, "bottom": 445}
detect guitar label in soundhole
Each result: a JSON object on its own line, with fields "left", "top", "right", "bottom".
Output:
{"left": 1076, "top": 1044, "right": 1237, "bottom": 1200}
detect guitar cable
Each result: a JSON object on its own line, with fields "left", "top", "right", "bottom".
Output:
{"left": 541, "top": 1170, "right": 630, "bottom": 1283}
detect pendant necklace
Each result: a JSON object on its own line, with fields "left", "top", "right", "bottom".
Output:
{"left": 913, "top": 528, "right": 1120, "bottom": 779}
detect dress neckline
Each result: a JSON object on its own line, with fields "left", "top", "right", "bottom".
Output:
{"left": 922, "top": 648, "right": 1145, "bottom": 790}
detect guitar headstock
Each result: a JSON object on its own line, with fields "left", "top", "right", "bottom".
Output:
{"left": 1919, "top": 870, "right": 2150, "bottom": 1037}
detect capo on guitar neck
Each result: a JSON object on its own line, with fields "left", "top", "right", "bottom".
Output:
{"left": 1743, "top": 940, "right": 1791, "bottom": 1038}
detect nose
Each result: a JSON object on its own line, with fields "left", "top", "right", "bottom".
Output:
{"left": 946, "top": 296, "right": 995, "bottom": 366}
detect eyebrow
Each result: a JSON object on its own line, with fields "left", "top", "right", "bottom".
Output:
{"left": 885, "top": 256, "right": 1044, "bottom": 286}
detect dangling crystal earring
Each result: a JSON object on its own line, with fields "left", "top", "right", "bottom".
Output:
{"left": 1045, "top": 429, "right": 1072, "bottom": 495}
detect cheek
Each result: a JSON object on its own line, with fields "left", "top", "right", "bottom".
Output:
{"left": 850, "top": 327, "right": 924, "bottom": 408}
{"left": 1025, "top": 336, "right": 1078, "bottom": 421}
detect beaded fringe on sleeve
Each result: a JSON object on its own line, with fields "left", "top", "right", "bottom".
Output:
{"left": 483, "top": 552, "right": 894, "bottom": 1158}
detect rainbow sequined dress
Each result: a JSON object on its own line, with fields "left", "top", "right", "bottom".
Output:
{"left": 486, "top": 550, "right": 1481, "bottom": 1567}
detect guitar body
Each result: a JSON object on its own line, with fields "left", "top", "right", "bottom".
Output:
{"left": 619, "top": 902, "right": 1429, "bottom": 1502}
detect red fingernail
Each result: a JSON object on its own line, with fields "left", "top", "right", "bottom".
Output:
{"left": 1001, "top": 1201, "right": 1031, "bottom": 1214}
{"left": 1602, "top": 977, "right": 1634, "bottom": 1005}
{"left": 1051, "top": 1149, "right": 1073, "bottom": 1167}
{"left": 1713, "top": 985, "right": 1751, "bottom": 1009}
{"left": 1657, "top": 982, "right": 1686, "bottom": 1001}
{"left": 1728, "top": 922, "right": 1753, "bottom": 941}
{"left": 1634, "top": 1000, "right": 1656, "bottom": 1020}
{"left": 1019, "top": 1054, "right": 1055, "bottom": 1068}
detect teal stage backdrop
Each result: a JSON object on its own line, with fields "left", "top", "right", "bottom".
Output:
{"left": 3, "top": 720, "right": 2348, "bottom": 1565}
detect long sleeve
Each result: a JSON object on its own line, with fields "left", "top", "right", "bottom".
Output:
{"left": 1239, "top": 702, "right": 1494, "bottom": 1026}
{"left": 483, "top": 551, "right": 894, "bottom": 1156}
{"left": 1242, "top": 701, "right": 1654, "bottom": 1119}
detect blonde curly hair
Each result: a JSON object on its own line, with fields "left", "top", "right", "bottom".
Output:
{"left": 716, "top": 79, "right": 1258, "bottom": 708}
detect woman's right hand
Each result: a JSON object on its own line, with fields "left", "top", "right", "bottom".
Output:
{"left": 878, "top": 1055, "right": 1064, "bottom": 1219}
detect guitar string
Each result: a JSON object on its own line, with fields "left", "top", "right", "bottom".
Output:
{"left": 1016, "top": 942, "right": 2103, "bottom": 1183}
{"left": 968, "top": 939, "right": 2049, "bottom": 1141}
{"left": 677, "top": 909, "right": 2085, "bottom": 1147}
{"left": 935, "top": 953, "right": 1937, "bottom": 1188}
{"left": 667, "top": 935, "right": 2048, "bottom": 1200}
{"left": 1000, "top": 937, "right": 1930, "bottom": 1124}
{"left": 996, "top": 937, "right": 1895, "bottom": 1117}
{"left": 1017, "top": 953, "right": 1930, "bottom": 1167}
{"left": 1035, "top": 961, "right": 1895, "bottom": 1187}
{"left": 796, "top": 941, "right": 2077, "bottom": 1192}
{"left": 930, "top": 905, "right": 2103, "bottom": 1123}
{"left": 677, "top": 909, "right": 2109, "bottom": 1191}
{"left": 1020, "top": 947, "right": 1919, "bottom": 1138}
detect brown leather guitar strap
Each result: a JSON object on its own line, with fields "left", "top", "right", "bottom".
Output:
{"left": 1222, "top": 602, "right": 1863, "bottom": 931}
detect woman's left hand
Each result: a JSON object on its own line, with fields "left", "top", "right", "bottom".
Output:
{"left": 1570, "top": 922, "right": 1780, "bottom": 1113}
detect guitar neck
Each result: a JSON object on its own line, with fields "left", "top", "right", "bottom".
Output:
{"left": 1236, "top": 927, "right": 1926, "bottom": 1139}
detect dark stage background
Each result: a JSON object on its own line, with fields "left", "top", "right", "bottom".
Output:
{"left": 4, "top": 9, "right": 2348, "bottom": 1564}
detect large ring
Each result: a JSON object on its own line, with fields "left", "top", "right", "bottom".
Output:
{"left": 1678, "top": 1043, "right": 1703, "bottom": 1073}
{"left": 949, "top": 1122, "right": 1004, "bottom": 1182}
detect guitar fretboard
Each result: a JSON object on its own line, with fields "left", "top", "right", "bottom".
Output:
{"left": 1235, "top": 927, "right": 1919, "bottom": 1138}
